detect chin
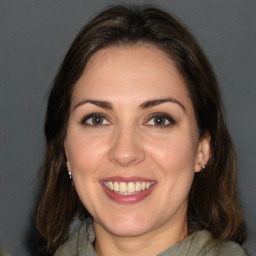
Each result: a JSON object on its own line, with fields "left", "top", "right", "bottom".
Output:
{"left": 108, "top": 223, "right": 150, "bottom": 237}
{"left": 96, "top": 213, "right": 153, "bottom": 237}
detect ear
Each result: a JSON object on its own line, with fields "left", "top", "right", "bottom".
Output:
{"left": 194, "top": 132, "right": 211, "bottom": 173}
{"left": 64, "top": 139, "right": 69, "bottom": 160}
{"left": 64, "top": 140, "right": 72, "bottom": 171}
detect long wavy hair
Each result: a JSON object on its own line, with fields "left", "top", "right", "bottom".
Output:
{"left": 36, "top": 4, "right": 246, "bottom": 254}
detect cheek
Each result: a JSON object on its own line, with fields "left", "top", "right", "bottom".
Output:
{"left": 66, "top": 134, "right": 109, "bottom": 212}
{"left": 146, "top": 132, "right": 198, "bottom": 173}
{"left": 66, "top": 132, "right": 108, "bottom": 177}
{"left": 147, "top": 132, "right": 197, "bottom": 206}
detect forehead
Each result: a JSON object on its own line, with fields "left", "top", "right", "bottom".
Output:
{"left": 72, "top": 45, "right": 191, "bottom": 109}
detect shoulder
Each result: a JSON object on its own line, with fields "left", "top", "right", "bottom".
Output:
{"left": 54, "top": 218, "right": 96, "bottom": 256}
{"left": 54, "top": 225, "right": 83, "bottom": 256}
{"left": 215, "top": 241, "right": 247, "bottom": 256}
{"left": 195, "top": 231, "right": 247, "bottom": 256}
{"left": 0, "top": 247, "right": 11, "bottom": 256}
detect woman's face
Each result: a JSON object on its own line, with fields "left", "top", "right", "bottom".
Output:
{"left": 65, "top": 46, "right": 210, "bottom": 238}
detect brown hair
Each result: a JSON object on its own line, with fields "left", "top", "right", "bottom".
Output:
{"left": 36, "top": 4, "right": 246, "bottom": 253}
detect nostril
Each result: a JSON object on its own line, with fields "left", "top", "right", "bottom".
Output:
{"left": 108, "top": 144, "right": 146, "bottom": 167}
{"left": 109, "top": 155, "right": 140, "bottom": 167}
{"left": 108, "top": 128, "right": 146, "bottom": 166}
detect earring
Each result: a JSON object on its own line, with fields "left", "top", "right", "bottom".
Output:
{"left": 66, "top": 161, "right": 73, "bottom": 185}
{"left": 200, "top": 165, "right": 206, "bottom": 173}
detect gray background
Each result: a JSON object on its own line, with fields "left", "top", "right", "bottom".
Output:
{"left": 0, "top": 0, "right": 255, "bottom": 255}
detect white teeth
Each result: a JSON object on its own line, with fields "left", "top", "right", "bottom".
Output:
{"left": 127, "top": 182, "right": 135, "bottom": 193}
{"left": 119, "top": 182, "right": 127, "bottom": 193}
{"left": 109, "top": 181, "right": 114, "bottom": 190}
{"left": 104, "top": 181, "right": 154, "bottom": 195}
{"left": 114, "top": 181, "right": 119, "bottom": 192}
{"left": 141, "top": 182, "right": 146, "bottom": 190}
{"left": 135, "top": 181, "right": 141, "bottom": 191}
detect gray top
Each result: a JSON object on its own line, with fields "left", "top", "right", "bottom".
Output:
{"left": 54, "top": 218, "right": 247, "bottom": 256}
{"left": 0, "top": 247, "right": 11, "bottom": 256}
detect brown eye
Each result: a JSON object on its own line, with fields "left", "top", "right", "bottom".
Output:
{"left": 153, "top": 116, "right": 167, "bottom": 126}
{"left": 145, "top": 113, "right": 176, "bottom": 128}
{"left": 81, "top": 113, "right": 110, "bottom": 126}
{"left": 91, "top": 116, "right": 104, "bottom": 125}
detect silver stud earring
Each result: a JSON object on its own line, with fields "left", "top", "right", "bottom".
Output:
{"left": 200, "top": 165, "right": 206, "bottom": 173}
{"left": 66, "top": 161, "right": 73, "bottom": 184}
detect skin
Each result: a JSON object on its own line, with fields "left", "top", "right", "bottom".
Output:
{"left": 65, "top": 45, "right": 210, "bottom": 256}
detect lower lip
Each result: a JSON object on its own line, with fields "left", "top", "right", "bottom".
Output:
{"left": 101, "top": 183, "right": 155, "bottom": 204}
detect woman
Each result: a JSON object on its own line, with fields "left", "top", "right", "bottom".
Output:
{"left": 36, "top": 5, "right": 247, "bottom": 256}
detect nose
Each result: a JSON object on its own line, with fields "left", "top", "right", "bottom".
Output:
{"left": 108, "top": 126, "right": 146, "bottom": 167}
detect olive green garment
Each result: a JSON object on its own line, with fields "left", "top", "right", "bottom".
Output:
{"left": 0, "top": 247, "right": 12, "bottom": 256}
{"left": 54, "top": 218, "right": 247, "bottom": 256}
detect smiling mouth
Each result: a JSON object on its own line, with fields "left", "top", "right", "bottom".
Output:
{"left": 103, "top": 181, "right": 155, "bottom": 195}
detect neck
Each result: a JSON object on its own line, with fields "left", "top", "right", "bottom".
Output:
{"left": 93, "top": 216, "right": 188, "bottom": 256}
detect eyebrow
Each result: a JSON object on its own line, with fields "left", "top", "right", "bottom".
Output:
{"left": 73, "top": 99, "right": 113, "bottom": 110}
{"left": 73, "top": 97, "right": 186, "bottom": 112}
{"left": 139, "top": 98, "right": 186, "bottom": 112}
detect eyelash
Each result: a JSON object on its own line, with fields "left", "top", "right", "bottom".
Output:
{"left": 80, "top": 112, "right": 176, "bottom": 128}
{"left": 80, "top": 113, "right": 111, "bottom": 126}
{"left": 145, "top": 113, "right": 176, "bottom": 128}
